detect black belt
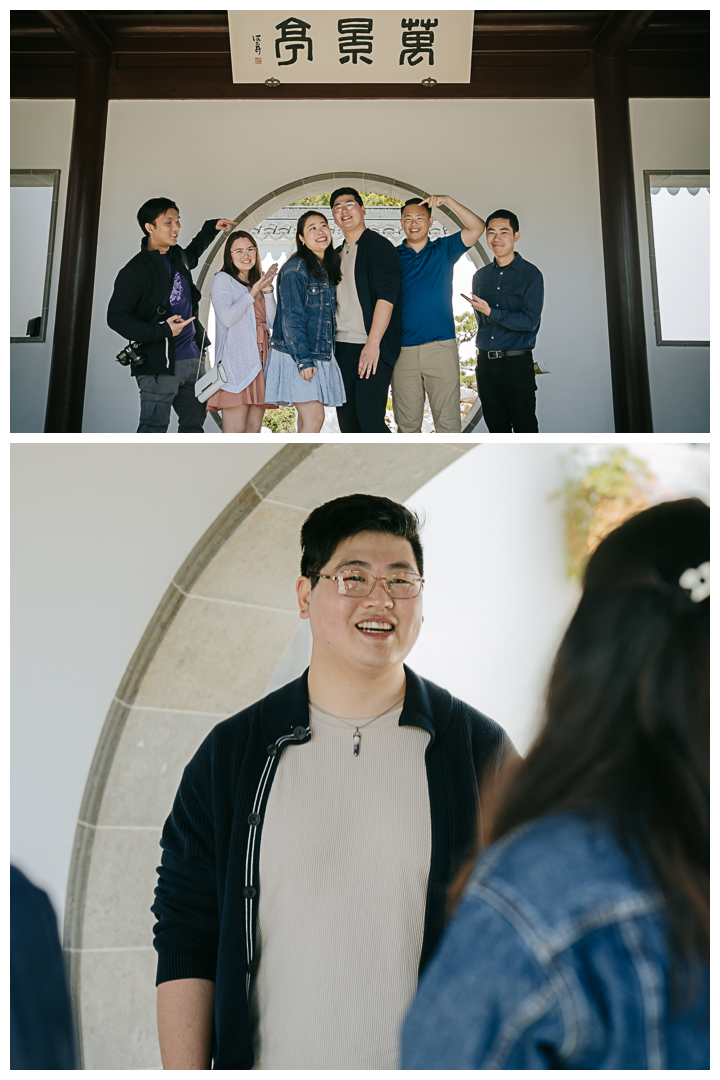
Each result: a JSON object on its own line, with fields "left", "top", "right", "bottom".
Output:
{"left": 479, "top": 349, "right": 532, "bottom": 360}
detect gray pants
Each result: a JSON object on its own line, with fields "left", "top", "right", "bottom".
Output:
{"left": 136, "top": 355, "right": 206, "bottom": 433}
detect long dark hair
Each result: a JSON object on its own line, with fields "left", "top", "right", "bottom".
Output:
{"left": 220, "top": 230, "right": 261, "bottom": 287}
{"left": 290, "top": 210, "right": 342, "bottom": 285}
{"left": 490, "top": 498, "right": 710, "bottom": 965}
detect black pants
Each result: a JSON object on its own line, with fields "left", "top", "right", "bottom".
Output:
{"left": 135, "top": 355, "right": 207, "bottom": 433}
{"left": 335, "top": 341, "right": 392, "bottom": 434}
{"left": 475, "top": 352, "right": 539, "bottom": 433}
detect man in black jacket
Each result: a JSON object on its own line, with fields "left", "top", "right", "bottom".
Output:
{"left": 107, "top": 197, "right": 236, "bottom": 433}
{"left": 153, "top": 493, "right": 516, "bottom": 1069}
{"left": 329, "top": 188, "right": 402, "bottom": 433}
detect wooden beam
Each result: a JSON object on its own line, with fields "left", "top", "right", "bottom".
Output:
{"left": 593, "top": 36, "right": 654, "bottom": 432}
{"left": 626, "top": 61, "right": 709, "bottom": 97}
{"left": 102, "top": 60, "right": 593, "bottom": 98}
{"left": 38, "top": 10, "right": 110, "bottom": 59}
{"left": 13, "top": 56, "right": 709, "bottom": 100}
{"left": 44, "top": 55, "right": 109, "bottom": 432}
{"left": 593, "top": 11, "right": 655, "bottom": 57}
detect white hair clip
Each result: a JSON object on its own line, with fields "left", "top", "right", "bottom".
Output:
{"left": 678, "top": 562, "right": 710, "bottom": 603}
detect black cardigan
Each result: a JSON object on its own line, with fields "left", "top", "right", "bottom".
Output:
{"left": 339, "top": 227, "right": 403, "bottom": 368}
{"left": 152, "top": 666, "right": 511, "bottom": 1069}
{"left": 107, "top": 219, "right": 219, "bottom": 376}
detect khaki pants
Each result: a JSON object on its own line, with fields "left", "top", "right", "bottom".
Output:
{"left": 391, "top": 339, "right": 461, "bottom": 433}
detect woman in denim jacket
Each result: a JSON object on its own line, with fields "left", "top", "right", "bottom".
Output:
{"left": 402, "top": 499, "right": 709, "bottom": 1070}
{"left": 265, "top": 211, "right": 345, "bottom": 432}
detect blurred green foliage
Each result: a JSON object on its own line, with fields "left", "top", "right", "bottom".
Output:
{"left": 556, "top": 448, "right": 655, "bottom": 579}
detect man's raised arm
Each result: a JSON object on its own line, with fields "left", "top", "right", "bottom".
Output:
{"left": 421, "top": 195, "right": 486, "bottom": 247}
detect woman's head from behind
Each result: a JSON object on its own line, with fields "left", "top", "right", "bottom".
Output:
{"left": 222, "top": 230, "right": 261, "bottom": 286}
{"left": 493, "top": 498, "right": 709, "bottom": 958}
{"left": 555, "top": 497, "right": 709, "bottom": 782}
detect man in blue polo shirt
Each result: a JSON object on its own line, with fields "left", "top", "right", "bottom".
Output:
{"left": 392, "top": 195, "right": 485, "bottom": 433}
{"left": 467, "top": 209, "right": 544, "bottom": 433}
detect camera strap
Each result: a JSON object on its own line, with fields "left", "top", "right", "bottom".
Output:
{"left": 196, "top": 328, "right": 207, "bottom": 382}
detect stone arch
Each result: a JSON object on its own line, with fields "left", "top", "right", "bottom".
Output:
{"left": 195, "top": 171, "right": 488, "bottom": 432}
{"left": 195, "top": 170, "right": 490, "bottom": 326}
{"left": 64, "top": 441, "right": 470, "bottom": 1069}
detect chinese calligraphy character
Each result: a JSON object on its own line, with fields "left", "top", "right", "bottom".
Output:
{"left": 399, "top": 18, "right": 438, "bottom": 66}
{"left": 252, "top": 34, "right": 261, "bottom": 55}
{"left": 338, "top": 18, "right": 373, "bottom": 65}
{"left": 275, "top": 17, "right": 313, "bottom": 66}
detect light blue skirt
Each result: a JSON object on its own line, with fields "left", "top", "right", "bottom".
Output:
{"left": 264, "top": 347, "right": 346, "bottom": 407}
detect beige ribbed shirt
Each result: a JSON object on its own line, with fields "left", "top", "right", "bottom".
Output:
{"left": 249, "top": 701, "right": 432, "bottom": 1070}
{"left": 335, "top": 241, "right": 368, "bottom": 343}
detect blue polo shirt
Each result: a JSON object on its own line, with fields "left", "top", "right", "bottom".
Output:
{"left": 398, "top": 231, "right": 469, "bottom": 347}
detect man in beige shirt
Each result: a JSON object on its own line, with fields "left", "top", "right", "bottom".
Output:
{"left": 153, "top": 493, "right": 515, "bottom": 1068}
{"left": 330, "top": 187, "right": 403, "bottom": 432}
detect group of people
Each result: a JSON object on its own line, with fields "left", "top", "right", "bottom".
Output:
{"left": 152, "top": 492, "right": 708, "bottom": 1069}
{"left": 108, "top": 190, "right": 545, "bottom": 434}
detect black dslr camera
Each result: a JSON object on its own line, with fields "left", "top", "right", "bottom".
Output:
{"left": 115, "top": 341, "right": 146, "bottom": 371}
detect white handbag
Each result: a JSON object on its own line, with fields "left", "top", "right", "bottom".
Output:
{"left": 195, "top": 360, "right": 227, "bottom": 402}
{"left": 194, "top": 328, "right": 228, "bottom": 402}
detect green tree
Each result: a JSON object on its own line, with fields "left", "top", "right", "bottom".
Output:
{"left": 454, "top": 311, "right": 477, "bottom": 348}
{"left": 291, "top": 191, "right": 403, "bottom": 207}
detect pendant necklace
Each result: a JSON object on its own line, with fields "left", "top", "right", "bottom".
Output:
{"left": 310, "top": 697, "right": 405, "bottom": 758}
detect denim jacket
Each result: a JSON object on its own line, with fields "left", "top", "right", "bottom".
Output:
{"left": 270, "top": 257, "right": 336, "bottom": 370}
{"left": 401, "top": 813, "right": 709, "bottom": 1070}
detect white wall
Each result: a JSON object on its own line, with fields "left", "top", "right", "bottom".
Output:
{"left": 11, "top": 96, "right": 710, "bottom": 434}
{"left": 11, "top": 441, "right": 709, "bottom": 926}
{"left": 12, "top": 442, "right": 575, "bottom": 925}
{"left": 10, "top": 97, "right": 613, "bottom": 433}
{"left": 11, "top": 444, "right": 280, "bottom": 919}
{"left": 630, "top": 99, "right": 710, "bottom": 433}
{"left": 10, "top": 100, "right": 75, "bottom": 433}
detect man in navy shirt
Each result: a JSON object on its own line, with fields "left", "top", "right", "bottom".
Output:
{"left": 467, "top": 209, "right": 544, "bottom": 433}
{"left": 392, "top": 196, "right": 485, "bottom": 433}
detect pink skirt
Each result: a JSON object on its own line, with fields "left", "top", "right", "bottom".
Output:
{"left": 206, "top": 367, "right": 278, "bottom": 412}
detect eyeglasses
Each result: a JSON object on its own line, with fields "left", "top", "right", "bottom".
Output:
{"left": 331, "top": 202, "right": 357, "bottom": 215}
{"left": 316, "top": 569, "right": 424, "bottom": 599}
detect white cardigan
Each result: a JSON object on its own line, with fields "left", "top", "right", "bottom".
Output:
{"left": 210, "top": 272, "right": 277, "bottom": 395}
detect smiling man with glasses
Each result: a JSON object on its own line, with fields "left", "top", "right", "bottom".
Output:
{"left": 153, "top": 492, "right": 515, "bottom": 1070}
{"left": 393, "top": 195, "right": 485, "bottom": 433}
{"left": 329, "top": 188, "right": 403, "bottom": 432}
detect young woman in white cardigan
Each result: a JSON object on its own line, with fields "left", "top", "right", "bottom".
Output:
{"left": 207, "top": 231, "right": 278, "bottom": 432}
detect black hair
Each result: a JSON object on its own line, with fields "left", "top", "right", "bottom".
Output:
{"left": 491, "top": 498, "right": 710, "bottom": 971}
{"left": 329, "top": 186, "right": 364, "bottom": 209}
{"left": 290, "top": 210, "right": 342, "bottom": 286}
{"left": 401, "top": 197, "right": 431, "bottom": 217}
{"left": 300, "top": 493, "right": 424, "bottom": 582}
{"left": 219, "top": 230, "right": 261, "bottom": 287}
{"left": 137, "top": 197, "right": 179, "bottom": 237}
{"left": 485, "top": 209, "right": 519, "bottom": 234}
